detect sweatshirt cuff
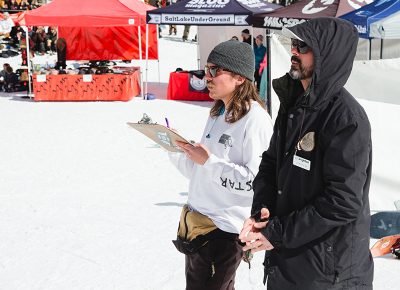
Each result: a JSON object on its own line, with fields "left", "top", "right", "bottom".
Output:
{"left": 203, "top": 153, "right": 222, "bottom": 170}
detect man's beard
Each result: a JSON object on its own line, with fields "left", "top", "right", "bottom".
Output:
{"left": 289, "top": 56, "right": 313, "bottom": 80}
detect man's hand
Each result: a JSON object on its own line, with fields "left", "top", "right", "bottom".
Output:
{"left": 176, "top": 140, "right": 210, "bottom": 165}
{"left": 239, "top": 208, "right": 274, "bottom": 253}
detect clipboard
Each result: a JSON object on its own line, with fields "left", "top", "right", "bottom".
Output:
{"left": 127, "top": 122, "right": 193, "bottom": 152}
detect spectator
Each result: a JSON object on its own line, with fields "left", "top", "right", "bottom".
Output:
{"left": 182, "top": 25, "right": 190, "bottom": 41}
{"left": 240, "top": 18, "right": 374, "bottom": 289}
{"left": 32, "top": 26, "right": 47, "bottom": 54}
{"left": 241, "top": 28, "right": 255, "bottom": 46}
{"left": 0, "top": 63, "right": 10, "bottom": 91}
{"left": 231, "top": 36, "right": 239, "bottom": 41}
{"left": 46, "top": 26, "right": 57, "bottom": 52}
{"left": 169, "top": 40, "right": 273, "bottom": 290}
{"left": 9, "top": 0, "right": 19, "bottom": 10}
{"left": 253, "top": 34, "right": 266, "bottom": 91}
{"left": 19, "top": 0, "right": 29, "bottom": 10}
{"left": 0, "top": 12, "right": 15, "bottom": 38}
{"left": 4, "top": 64, "right": 19, "bottom": 92}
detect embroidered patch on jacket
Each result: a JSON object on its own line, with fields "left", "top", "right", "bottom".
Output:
{"left": 296, "top": 132, "right": 315, "bottom": 152}
{"left": 218, "top": 134, "right": 232, "bottom": 149}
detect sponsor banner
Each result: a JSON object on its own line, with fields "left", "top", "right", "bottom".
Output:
{"left": 355, "top": 24, "right": 367, "bottom": 34}
{"left": 161, "top": 13, "right": 235, "bottom": 25}
{"left": 185, "top": 0, "right": 230, "bottom": 9}
{"left": 302, "top": 0, "right": 334, "bottom": 15}
{"left": 263, "top": 16, "right": 307, "bottom": 28}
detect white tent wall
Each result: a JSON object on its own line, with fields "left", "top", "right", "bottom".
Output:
{"left": 355, "top": 38, "right": 400, "bottom": 60}
{"left": 345, "top": 58, "right": 400, "bottom": 105}
{"left": 370, "top": 11, "right": 400, "bottom": 40}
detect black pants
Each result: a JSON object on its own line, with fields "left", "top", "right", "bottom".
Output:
{"left": 254, "top": 70, "right": 261, "bottom": 91}
{"left": 185, "top": 238, "right": 243, "bottom": 290}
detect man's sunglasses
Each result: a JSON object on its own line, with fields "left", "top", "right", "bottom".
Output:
{"left": 291, "top": 39, "right": 311, "bottom": 54}
{"left": 204, "top": 65, "right": 229, "bottom": 78}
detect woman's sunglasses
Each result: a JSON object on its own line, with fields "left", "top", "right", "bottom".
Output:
{"left": 291, "top": 39, "right": 311, "bottom": 54}
{"left": 204, "top": 65, "right": 229, "bottom": 78}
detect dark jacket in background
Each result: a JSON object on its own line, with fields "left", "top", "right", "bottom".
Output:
{"left": 252, "top": 17, "right": 374, "bottom": 290}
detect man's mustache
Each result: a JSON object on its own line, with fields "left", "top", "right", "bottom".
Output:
{"left": 291, "top": 56, "right": 301, "bottom": 64}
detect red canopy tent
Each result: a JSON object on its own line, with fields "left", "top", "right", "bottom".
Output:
{"left": 24, "top": 0, "right": 158, "bottom": 60}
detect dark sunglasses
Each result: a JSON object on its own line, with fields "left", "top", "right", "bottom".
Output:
{"left": 204, "top": 65, "right": 228, "bottom": 78}
{"left": 291, "top": 39, "right": 311, "bottom": 54}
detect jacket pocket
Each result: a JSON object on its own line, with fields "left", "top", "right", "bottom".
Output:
{"left": 323, "top": 240, "right": 335, "bottom": 275}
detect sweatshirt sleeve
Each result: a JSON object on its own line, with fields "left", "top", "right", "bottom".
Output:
{"left": 202, "top": 110, "right": 273, "bottom": 197}
{"left": 168, "top": 151, "right": 195, "bottom": 179}
{"left": 262, "top": 117, "right": 372, "bottom": 249}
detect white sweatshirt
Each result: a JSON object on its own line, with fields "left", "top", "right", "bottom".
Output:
{"left": 169, "top": 101, "right": 273, "bottom": 234}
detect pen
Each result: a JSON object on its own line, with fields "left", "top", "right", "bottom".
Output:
{"left": 165, "top": 117, "right": 170, "bottom": 128}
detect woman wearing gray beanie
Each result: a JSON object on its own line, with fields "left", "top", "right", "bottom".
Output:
{"left": 169, "top": 40, "right": 273, "bottom": 289}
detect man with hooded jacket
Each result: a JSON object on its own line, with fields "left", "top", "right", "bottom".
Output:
{"left": 239, "top": 17, "right": 374, "bottom": 289}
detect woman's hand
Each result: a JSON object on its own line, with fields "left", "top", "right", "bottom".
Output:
{"left": 176, "top": 140, "right": 210, "bottom": 165}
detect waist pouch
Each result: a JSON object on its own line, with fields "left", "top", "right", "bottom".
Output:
{"left": 172, "top": 204, "right": 237, "bottom": 255}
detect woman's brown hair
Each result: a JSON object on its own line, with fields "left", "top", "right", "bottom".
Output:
{"left": 210, "top": 78, "right": 266, "bottom": 123}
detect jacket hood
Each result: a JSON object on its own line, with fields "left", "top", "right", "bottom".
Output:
{"left": 286, "top": 17, "right": 359, "bottom": 109}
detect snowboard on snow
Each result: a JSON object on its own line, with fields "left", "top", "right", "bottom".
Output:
{"left": 370, "top": 234, "right": 400, "bottom": 258}
{"left": 370, "top": 211, "right": 400, "bottom": 239}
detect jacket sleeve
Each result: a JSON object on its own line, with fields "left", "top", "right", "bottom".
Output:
{"left": 202, "top": 114, "right": 273, "bottom": 198}
{"left": 168, "top": 151, "right": 194, "bottom": 179}
{"left": 251, "top": 119, "right": 279, "bottom": 216}
{"left": 262, "top": 117, "right": 372, "bottom": 249}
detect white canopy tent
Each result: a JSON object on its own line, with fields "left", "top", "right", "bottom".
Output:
{"left": 370, "top": 11, "right": 400, "bottom": 39}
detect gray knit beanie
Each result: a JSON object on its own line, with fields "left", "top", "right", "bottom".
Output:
{"left": 207, "top": 40, "right": 255, "bottom": 82}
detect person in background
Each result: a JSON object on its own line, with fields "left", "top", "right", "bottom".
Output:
{"left": 46, "top": 26, "right": 57, "bottom": 53}
{"left": 231, "top": 36, "right": 238, "bottom": 41}
{"left": 241, "top": 28, "right": 254, "bottom": 46}
{"left": 182, "top": 24, "right": 190, "bottom": 41}
{"left": 253, "top": 34, "right": 266, "bottom": 91}
{"left": 8, "top": 0, "right": 19, "bottom": 10}
{"left": 0, "top": 12, "right": 15, "bottom": 38}
{"left": 0, "top": 63, "right": 10, "bottom": 91}
{"left": 4, "top": 64, "right": 19, "bottom": 92}
{"left": 19, "top": 0, "right": 29, "bottom": 10}
{"left": 169, "top": 40, "right": 273, "bottom": 290}
{"left": 240, "top": 17, "right": 374, "bottom": 290}
{"left": 32, "top": 26, "right": 47, "bottom": 54}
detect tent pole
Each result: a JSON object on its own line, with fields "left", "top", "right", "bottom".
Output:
{"left": 24, "top": 26, "right": 32, "bottom": 99}
{"left": 197, "top": 26, "right": 200, "bottom": 69}
{"left": 251, "top": 26, "right": 254, "bottom": 46}
{"left": 145, "top": 24, "right": 149, "bottom": 97}
{"left": 157, "top": 25, "right": 160, "bottom": 84}
{"left": 266, "top": 29, "right": 271, "bottom": 117}
{"left": 369, "top": 38, "right": 372, "bottom": 60}
{"left": 380, "top": 39, "right": 383, "bottom": 59}
{"left": 138, "top": 25, "right": 144, "bottom": 99}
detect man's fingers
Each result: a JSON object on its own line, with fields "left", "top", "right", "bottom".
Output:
{"left": 253, "top": 221, "right": 268, "bottom": 229}
{"left": 261, "top": 208, "right": 270, "bottom": 219}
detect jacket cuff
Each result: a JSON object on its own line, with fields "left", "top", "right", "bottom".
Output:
{"left": 261, "top": 216, "right": 283, "bottom": 249}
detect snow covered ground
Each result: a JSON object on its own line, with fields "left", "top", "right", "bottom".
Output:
{"left": 0, "top": 27, "right": 399, "bottom": 289}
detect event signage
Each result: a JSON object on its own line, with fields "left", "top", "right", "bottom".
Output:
{"left": 161, "top": 13, "right": 235, "bottom": 24}
{"left": 263, "top": 16, "right": 306, "bottom": 28}
{"left": 147, "top": 0, "right": 281, "bottom": 26}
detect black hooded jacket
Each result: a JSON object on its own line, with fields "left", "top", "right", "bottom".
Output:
{"left": 251, "top": 18, "right": 374, "bottom": 289}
